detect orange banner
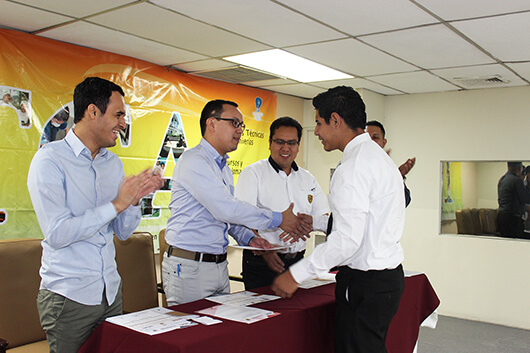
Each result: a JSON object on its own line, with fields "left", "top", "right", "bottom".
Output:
{"left": 0, "top": 28, "right": 276, "bottom": 239}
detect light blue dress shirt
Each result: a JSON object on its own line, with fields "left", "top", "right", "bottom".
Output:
{"left": 27, "top": 130, "right": 141, "bottom": 306}
{"left": 165, "top": 138, "right": 282, "bottom": 254}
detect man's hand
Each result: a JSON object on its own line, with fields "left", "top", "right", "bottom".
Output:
{"left": 249, "top": 236, "right": 274, "bottom": 251}
{"left": 272, "top": 270, "right": 298, "bottom": 299}
{"left": 279, "top": 204, "right": 313, "bottom": 242}
{"left": 112, "top": 169, "right": 164, "bottom": 214}
{"left": 399, "top": 157, "right": 416, "bottom": 178}
{"left": 132, "top": 169, "right": 164, "bottom": 205}
{"left": 262, "top": 251, "right": 285, "bottom": 274}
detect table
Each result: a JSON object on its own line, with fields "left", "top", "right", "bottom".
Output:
{"left": 80, "top": 273, "right": 439, "bottom": 353}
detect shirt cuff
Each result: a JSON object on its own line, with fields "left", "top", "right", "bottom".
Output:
{"left": 270, "top": 211, "right": 282, "bottom": 229}
{"left": 312, "top": 214, "right": 329, "bottom": 232}
{"left": 102, "top": 202, "right": 119, "bottom": 221}
{"left": 289, "top": 258, "right": 313, "bottom": 284}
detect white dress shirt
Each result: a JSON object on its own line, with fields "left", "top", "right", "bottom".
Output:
{"left": 290, "top": 133, "right": 405, "bottom": 283}
{"left": 235, "top": 157, "right": 330, "bottom": 253}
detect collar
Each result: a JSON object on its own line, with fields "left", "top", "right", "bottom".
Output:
{"left": 65, "top": 129, "right": 108, "bottom": 159}
{"left": 343, "top": 132, "right": 371, "bottom": 155}
{"left": 200, "top": 138, "right": 229, "bottom": 170}
{"left": 268, "top": 156, "right": 298, "bottom": 174}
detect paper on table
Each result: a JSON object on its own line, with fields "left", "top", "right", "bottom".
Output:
{"left": 197, "top": 304, "right": 280, "bottom": 324}
{"left": 106, "top": 307, "right": 199, "bottom": 335}
{"left": 192, "top": 316, "right": 223, "bottom": 325}
{"left": 206, "top": 291, "right": 281, "bottom": 306}
{"left": 229, "top": 244, "right": 289, "bottom": 251}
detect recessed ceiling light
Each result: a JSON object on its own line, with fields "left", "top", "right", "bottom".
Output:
{"left": 224, "top": 49, "right": 353, "bottom": 83}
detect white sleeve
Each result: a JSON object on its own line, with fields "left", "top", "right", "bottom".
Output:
{"left": 234, "top": 165, "right": 259, "bottom": 206}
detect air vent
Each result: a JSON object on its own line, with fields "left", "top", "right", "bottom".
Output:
{"left": 454, "top": 75, "right": 510, "bottom": 87}
{"left": 192, "top": 66, "right": 280, "bottom": 83}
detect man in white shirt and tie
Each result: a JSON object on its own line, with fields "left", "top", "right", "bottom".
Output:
{"left": 273, "top": 86, "right": 405, "bottom": 353}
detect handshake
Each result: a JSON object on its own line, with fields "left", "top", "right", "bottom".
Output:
{"left": 278, "top": 203, "right": 313, "bottom": 243}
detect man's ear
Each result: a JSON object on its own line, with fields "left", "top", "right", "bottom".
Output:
{"left": 86, "top": 104, "right": 98, "bottom": 120}
{"left": 330, "top": 112, "right": 342, "bottom": 128}
{"left": 205, "top": 117, "right": 217, "bottom": 134}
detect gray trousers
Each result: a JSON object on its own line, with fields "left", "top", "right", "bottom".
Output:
{"left": 36, "top": 287, "right": 122, "bottom": 353}
{"left": 162, "top": 254, "right": 229, "bottom": 306}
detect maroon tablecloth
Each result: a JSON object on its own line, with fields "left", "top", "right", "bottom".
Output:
{"left": 80, "top": 273, "right": 439, "bottom": 353}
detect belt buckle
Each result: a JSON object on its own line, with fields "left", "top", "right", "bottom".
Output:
{"left": 215, "top": 254, "right": 225, "bottom": 263}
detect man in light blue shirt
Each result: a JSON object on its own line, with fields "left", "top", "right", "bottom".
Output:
{"left": 163, "top": 99, "right": 311, "bottom": 305}
{"left": 27, "top": 77, "right": 163, "bottom": 353}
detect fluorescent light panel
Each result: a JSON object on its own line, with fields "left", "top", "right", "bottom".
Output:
{"left": 224, "top": 49, "right": 353, "bottom": 83}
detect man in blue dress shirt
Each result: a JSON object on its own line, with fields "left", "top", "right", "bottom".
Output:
{"left": 27, "top": 77, "right": 163, "bottom": 353}
{"left": 163, "top": 99, "right": 311, "bottom": 305}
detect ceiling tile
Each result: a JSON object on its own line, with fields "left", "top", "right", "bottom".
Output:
{"left": 151, "top": 0, "right": 345, "bottom": 47}
{"left": 288, "top": 38, "right": 417, "bottom": 77}
{"left": 431, "top": 64, "right": 527, "bottom": 89}
{"left": 88, "top": 2, "right": 270, "bottom": 57}
{"left": 13, "top": 0, "right": 136, "bottom": 18}
{"left": 312, "top": 78, "right": 404, "bottom": 96}
{"left": 416, "top": 0, "right": 530, "bottom": 21}
{"left": 276, "top": 0, "right": 437, "bottom": 36}
{"left": 38, "top": 22, "right": 206, "bottom": 66}
{"left": 0, "top": 1, "right": 72, "bottom": 32}
{"left": 361, "top": 24, "right": 495, "bottom": 69}
{"left": 370, "top": 71, "right": 460, "bottom": 94}
{"left": 262, "top": 83, "right": 325, "bottom": 99}
{"left": 452, "top": 12, "right": 530, "bottom": 62}
{"left": 506, "top": 62, "right": 530, "bottom": 82}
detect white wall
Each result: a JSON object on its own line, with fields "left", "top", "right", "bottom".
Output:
{"left": 300, "top": 85, "right": 530, "bottom": 329}
{"left": 384, "top": 86, "right": 530, "bottom": 329}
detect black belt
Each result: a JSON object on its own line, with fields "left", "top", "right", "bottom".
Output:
{"left": 279, "top": 250, "right": 305, "bottom": 260}
{"left": 167, "top": 246, "right": 227, "bottom": 263}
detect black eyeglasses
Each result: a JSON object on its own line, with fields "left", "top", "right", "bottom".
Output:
{"left": 215, "top": 118, "right": 245, "bottom": 130}
{"left": 272, "top": 139, "right": 299, "bottom": 147}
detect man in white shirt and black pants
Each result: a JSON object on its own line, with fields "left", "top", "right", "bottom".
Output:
{"left": 273, "top": 86, "right": 405, "bottom": 353}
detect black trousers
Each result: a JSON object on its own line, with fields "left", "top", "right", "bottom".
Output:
{"left": 334, "top": 265, "right": 404, "bottom": 353}
{"left": 497, "top": 211, "right": 523, "bottom": 238}
{"left": 242, "top": 249, "right": 304, "bottom": 290}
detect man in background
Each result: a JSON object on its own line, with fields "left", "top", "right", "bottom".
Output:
{"left": 27, "top": 77, "right": 163, "bottom": 353}
{"left": 163, "top": 100, "right": 311, "bottom": 305}
{"left": 366, "top": 120, "right": 415, "bottom": 207}
{"left": 235, "top": 116, "right": 329, "bottom": 290}
{"left": 273, "top": 86, "right": 405, "bottom": 353}
{"left": 497, "top": 161, "right": 530, "bottom": 238}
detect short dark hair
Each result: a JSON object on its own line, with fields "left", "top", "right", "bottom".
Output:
{"left": 312, "top": 86, "right": 366, "bottom": 130}
{"left": 200, "top": 99, "right": 238, "bottom": 136}
{"left": 366, "top": 120, "right": 386, "bottom": 137}
{"left": 74, "top": 77, "right": 124, "bottom": 123}
{"left": 269, "top": 116, "right": 302, "bottom": 142}
{"left": 508, "top": 161, "right": 523, "bottom": 171}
